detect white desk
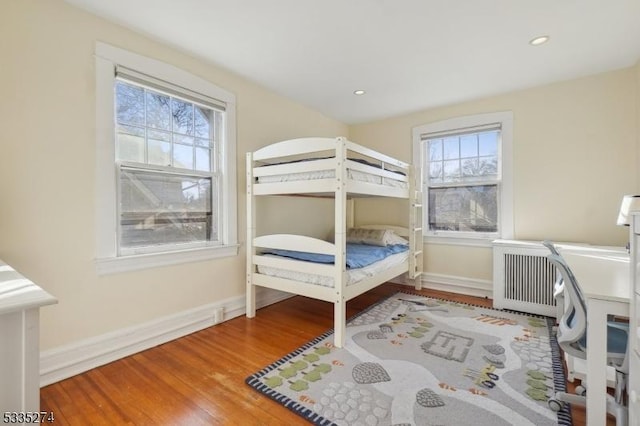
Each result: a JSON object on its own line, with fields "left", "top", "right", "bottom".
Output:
{"left": 0, "top": 261, "right": 57, "bottom": 419}
{"left": 562, "top": 247, "right": 630, "bottom": 426}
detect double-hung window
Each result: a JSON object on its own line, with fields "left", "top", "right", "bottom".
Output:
{"left": 115, "top": 68, "right": 222, "bottom": 254}
{"left": 413, "top": 112, "right": 513, "bottom": 244}
{"left": 95, "top": 43, "right": 237, "bottom": 273}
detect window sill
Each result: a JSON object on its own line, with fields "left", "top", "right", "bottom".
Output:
{"left": 423, "top": 235, "right": 494, "bottom": 248}
{"left": 96, "top": 244, "right": 240, "bottom": 275}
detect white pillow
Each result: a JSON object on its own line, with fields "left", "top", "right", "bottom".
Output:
{"left": 385, "top": 231, "right": 409, "bottom": 246}
{"left": 346, "top": 228, "right": 408, "bottom": 246}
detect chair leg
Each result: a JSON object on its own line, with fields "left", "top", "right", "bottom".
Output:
{"left": 606, "top": 396, "right": 627, "bottom": 426}
{"left": 613, "top": 370, "right": 626, "bottom": 405}
{"left": 565, "top": 353, "right": 576, "bottom": 382}
{"left": 548, "top": 391, "right": 586, "bottom": 411}
{"left": 610, "top": 370, "right": 628, "bottom": 426}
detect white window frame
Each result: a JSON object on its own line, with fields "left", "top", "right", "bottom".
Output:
{"left": 95, "top": 42, "right": 238, "bottom": 274}
{"left": 412, "top": 111, "right": 513, "bottom": 247}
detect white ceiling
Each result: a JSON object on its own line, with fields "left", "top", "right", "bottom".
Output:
{"left": 66, "top": 0, "right": 640, "bottom": 124}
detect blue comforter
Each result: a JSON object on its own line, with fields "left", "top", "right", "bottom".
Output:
{"left": 265, "top": 243, "right": 408, "bottom": 269}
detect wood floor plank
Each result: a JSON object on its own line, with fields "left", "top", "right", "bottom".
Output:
{"left": 40, "top": 283, "right": 605, "bottom": 425}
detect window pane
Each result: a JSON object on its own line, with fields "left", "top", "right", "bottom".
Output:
{"left": 148, "top": 130, "right": 171, "bottom": 166}
{"left": 443, "top": 159, "right": 459, "bottom": 181}
{"left": 194, "top": 106, "right": 211, "bottom": 139}
{"left": 116, "top": 125, "right": 145, "bottom": 162}
{"left": 115, "top": 79, "right": 216, "bottom": 172}
{"left": 195, "top": 147, "right": 211, "bottom": 172}
{"left": 428, "top": 185, "right": 498, "bottom": 233}
{"left": 426, "top": 128, "right": 500, "bottom": 184}
{"left": 443, "top": 137, "right": 459, "bottom": 160}
{"left": 428, "top": 139, "right": 442, "bottom": 161}
{"left": 173, "top": 144, "right": 193, "bottom": 169}
{"left": 174, "top": 134, "right": 194, "bottom": 146}
{"left": 172, "top": 99, "right": 194, "bottom": 135}
{"left": 119, "top": 168, "right": 213, "bottom": 249}
{"left": 479, "top": 131, "right": 498, "bottom": 156}
{"left": 146, "top": 91, "right": 171, "bottom": 130}
{"left": 461, "top": 158, "right": 479, "bottom": 176}
{"left": 460, "top": 134, "right": 478, "bottom": 158}
{"left": 478, "top": 156, "right": 498, "bottom": 175}
{"left": 116, "top": 82, "right": 145, "bottom": 126}
{"left": 429, "top": 161, "right": 442, "bottom": 181}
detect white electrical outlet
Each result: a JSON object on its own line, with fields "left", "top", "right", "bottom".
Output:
{"left": 213, "top": 307, "right": 224, "bottom": 324}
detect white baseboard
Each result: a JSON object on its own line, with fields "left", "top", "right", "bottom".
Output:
{"left": 393, "top": 272, "right": 492, "bottom": 299}
{"left": 39, "top": 288, "right": 292, "bottom": 387}
{"left": 421, "top": 272, "right": 492, "bottom": 298}
{"left": 39, "top": 274, "right": 491, "bottom": 387}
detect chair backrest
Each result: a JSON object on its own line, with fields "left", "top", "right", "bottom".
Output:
{"left": 542, "top": 240, "right": 561, "bottom": 256}
{"left": 546, "top": 253, "right": 588, "bottom": 359}
{"left": 543, "top": 240, "right": 587, "bottom": 300}
{"left": 543, "top": 240, "right": 566, "bottom": 319}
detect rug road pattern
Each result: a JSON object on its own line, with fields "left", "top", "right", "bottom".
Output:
{"left": 246, "top": 293, "right": 571, "bottom": 426}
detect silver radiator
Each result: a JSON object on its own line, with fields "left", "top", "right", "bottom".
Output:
{"left": 493, "top": 240, "right": 557, "bottom": 317}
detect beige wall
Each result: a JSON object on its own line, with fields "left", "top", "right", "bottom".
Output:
{"left": 2, "top": 0, "right": 639, "bottom": 353}
{"left": 350, "top": 68, "right": 638, "bottom": 281}
{"left": 0, "top": 0, "right": 346, "bottom": 350}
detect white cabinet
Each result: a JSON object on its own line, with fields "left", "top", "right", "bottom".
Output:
{"left": 629, "top": 214, "right": 640, "bottom": 425}
{"left": 0, "top": 261, "right": 57, "bottom": 419}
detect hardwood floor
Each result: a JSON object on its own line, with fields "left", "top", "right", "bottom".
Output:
{"left": 40, "top": 283, "right": 605, "bottom": 425}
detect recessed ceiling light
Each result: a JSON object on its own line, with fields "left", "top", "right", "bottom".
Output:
{"left": 353, "top": 90, "right": 366, "bottom": 95}
{"left": 529, "top": 35, "right": 550, "bottom": 46}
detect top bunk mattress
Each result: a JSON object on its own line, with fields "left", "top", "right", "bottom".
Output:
{"left": 255, "top": 158, "right": 408, "bottom": 189}
{"left": 257, "top": 168, "right": 407, "bottom": 188}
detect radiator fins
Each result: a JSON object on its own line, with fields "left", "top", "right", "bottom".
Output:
{"left": 503, "top": 253, "right": 557, "bottom": 307}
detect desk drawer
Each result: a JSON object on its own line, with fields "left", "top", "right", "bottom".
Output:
{"left": 631, "top": 395, "right": 640, "bottom": 426}
{"left": 634, "top": 214, "right": 640, "bottom": 233}
{"left": 635, "top": 293, "right": 640, "bottom": 358}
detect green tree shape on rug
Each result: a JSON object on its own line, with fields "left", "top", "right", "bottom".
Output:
{"left": 289, "top": 363, "right": 333, "bottom": 391}
{"left": 314, "top": 346, "right": 331, "bottom": 355}
{"left": 527, "top": 370, "right": 552, "bottom": 380}
{"left": 526, "top": 387, "right": 548, "bottom": 401}
{"left": 263, "top": 376, "right": 283, "bottom": 388}
{"left": 409, "top": 323, "right": 432, "bottom": 338}
{"left": 527, "top": 378, "right": 551, "bottom": 399}
{"left": 265, "top": 344, "right": 336, "bottom": 390}
{"left": 288, "top": 379, "right": 309, "bottom": 392}
{"left": 277, "top": 360, "right": 308, "bottom": 379}
{"left": 302, "top": 370, "right": 322, "bottom": 382}
{"left": 528, "top": 318, "right": 546, "bottom": 328}
{"left": 303, "top": 353, "right": 320, "bottom": 363}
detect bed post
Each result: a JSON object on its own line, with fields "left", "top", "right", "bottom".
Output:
{"left": 246, "top": 152, "right": 256, "bottom": 317}
{"left": 334, "top": 137, "right": 348, "bottom": 348}
{"left": 346, "top": 199, "right": 355, "bottom": 229}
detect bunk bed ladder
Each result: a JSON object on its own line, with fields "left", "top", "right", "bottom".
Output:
{"left": 409, "top": 166, "right": 423, "bottom": 289}
{"left": 245, "top": 152, "right": 256, "bottom": 318}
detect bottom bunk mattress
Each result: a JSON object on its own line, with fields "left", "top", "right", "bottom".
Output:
{"left": 256, "top": 249, "right": 409, "bottom": 288}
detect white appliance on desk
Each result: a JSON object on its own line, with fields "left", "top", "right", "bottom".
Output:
{"left": 629, "top": 213, "right": 640, "bottom": 424}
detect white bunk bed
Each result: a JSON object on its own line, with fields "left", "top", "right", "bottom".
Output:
{"left": 246, "top": 136, "right": 423, "bottom": 347}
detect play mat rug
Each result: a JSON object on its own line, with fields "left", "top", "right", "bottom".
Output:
{"left": 246, "top": 292, "right": 571, "bottom": 426}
